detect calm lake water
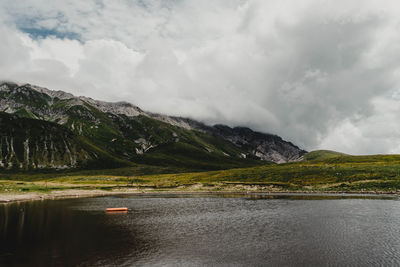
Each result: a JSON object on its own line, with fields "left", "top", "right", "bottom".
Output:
{"left": 1, "top": 193, "right": 400, "bottom": 266}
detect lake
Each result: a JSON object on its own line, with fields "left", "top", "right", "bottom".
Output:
{"left": 1, "top": 193, "right": 400, "bottom": 266}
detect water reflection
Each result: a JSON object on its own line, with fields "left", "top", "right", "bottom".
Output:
{"left": 0, "top": 199, "right": 140, "bottom": 266}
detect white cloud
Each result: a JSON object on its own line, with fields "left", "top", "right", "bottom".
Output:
{"left": 319, "top": 96, "right": 400, "bottom": 154}
{"left": 1, "top": 0, "right": 400, "bottom": 154}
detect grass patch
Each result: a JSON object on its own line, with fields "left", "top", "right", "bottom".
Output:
{"left": 2, "top": 154, "right": 400, "bottom": 193}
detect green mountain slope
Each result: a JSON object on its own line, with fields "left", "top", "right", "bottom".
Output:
{"left": 0, "top": 82, "right": 266, "bottom": 171}
{"left": 0, "top": 113, "right": 127, "bottom": 170}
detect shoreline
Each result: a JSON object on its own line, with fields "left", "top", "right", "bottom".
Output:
{"left": 1, "top": 188, "right": 398, "bottom": 204}
{"left": 0, "top": 189, "right": 144, "bottom": 204}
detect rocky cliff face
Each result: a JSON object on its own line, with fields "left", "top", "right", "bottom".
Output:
{"left": 0, "top": 82, "right": 306, "bottom": 169}
{"left": 147, "top": 116, "right": 307, "bottom": 163}
{"left": 206, "top": 125, "right": 306, "bottom": 163}
{"left": 0, "top": 113, "right": 101, "bottom": 170}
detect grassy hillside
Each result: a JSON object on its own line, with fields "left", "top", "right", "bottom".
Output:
{"left": 2, "top": 153, "right": 400, "bottom": 193}
{"left": 61, "top": 104, "right": 265, "bottom": 170}
{"left": 130, "top": 154, "right": 400, "bottom": 191}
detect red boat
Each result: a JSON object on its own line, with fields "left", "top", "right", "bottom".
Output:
{"left": 105, "top": 207, "right": 128, "bottom": 212}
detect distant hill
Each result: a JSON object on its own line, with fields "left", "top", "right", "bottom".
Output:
{"left": 0, "top": 82, "right": 306, "bottom": 171}
{"left": 302, "top": 150, "right": 347, "bottom": 161}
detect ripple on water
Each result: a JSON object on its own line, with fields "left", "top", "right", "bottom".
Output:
{"left": 1, "top": 194, "right": 400, "bottom": 266}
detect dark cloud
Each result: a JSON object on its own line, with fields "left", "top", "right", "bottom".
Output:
{"left": 1, "top": 0, "right": 400, "bottom": 154}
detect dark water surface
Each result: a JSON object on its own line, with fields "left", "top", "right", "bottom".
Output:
{"left": 1, "top": 193, "right": 400, "bottom": 266}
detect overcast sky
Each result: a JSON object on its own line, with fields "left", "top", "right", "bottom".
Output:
{"left": 1, "top": 0, "right": 400, "bottom": 154}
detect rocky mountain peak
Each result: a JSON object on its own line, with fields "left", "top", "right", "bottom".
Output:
{"left": 79, "top": 97, "right": 145, "bottom": 117}
{"left": 27, "top": 84, "right": 75, "bottom": 100}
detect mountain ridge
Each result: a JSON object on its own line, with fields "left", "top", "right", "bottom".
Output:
{"left": 0, "top": 81, "right": 306, "bottom": 170}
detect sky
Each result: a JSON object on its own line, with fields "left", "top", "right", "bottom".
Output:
{"left": 1, "top": 0, "right": 400, "bottom": 154}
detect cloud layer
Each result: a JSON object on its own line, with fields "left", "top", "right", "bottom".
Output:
{"left": 1, "top": 0, "right": 400, "bottom": 154}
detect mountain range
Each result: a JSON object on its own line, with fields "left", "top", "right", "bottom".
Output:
{"left": 0, "top": 82, "right": 306, "bottom": 171}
